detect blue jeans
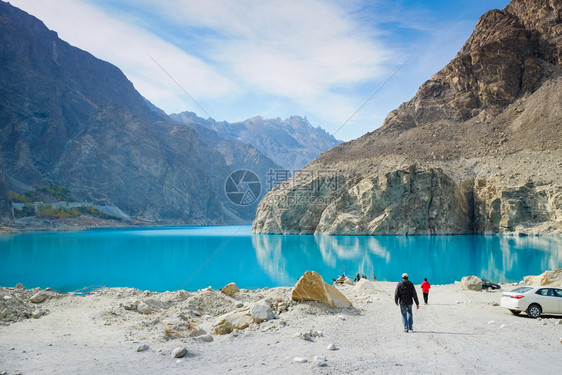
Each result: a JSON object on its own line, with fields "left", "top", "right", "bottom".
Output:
{"left": 400, "top": 304, "right": 413, "bottom": 331}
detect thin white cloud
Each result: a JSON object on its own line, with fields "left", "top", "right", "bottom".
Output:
{"left": 8, "top": 0, "right": 507, "bottom": 140}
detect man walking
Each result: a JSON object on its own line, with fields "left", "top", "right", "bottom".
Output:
{"left": 394, "top": 273, "right": 419, "bottom": 333}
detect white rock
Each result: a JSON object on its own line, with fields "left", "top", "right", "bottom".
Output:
{"left": 559, "top": 337, "right": 562, "bottom": 344}
{"left": 327, "top": 343, "right": 338, "bottom": 351}
{"left": 172, "top": 347, "right": 187, "bottom": 358}
{"left": 198, "top": 334, "right": 214, "bottom": 343}
{"left": 500, "top": 324, "right": 507, "bottom": 329}
{"left": 123, "top": 302, "right": 136, "bottom": 311}
{"left": 249, "top": 304, "right": 274, "bottom": 323}
{"left": 137, "top": 302, "right": 152, "bottom": 314}
{"left": 555, "top": 319, "right": 562, "bottom": 325}
{"left": 488, "top": 320, "right": 495, "bottom": 325}
{"left": 137, "top": 344, "right": 149, "bottom": 352}
{"left": 460, "top": 276, "right": 482, "bottom": 291}
{"left": 293, "top": 357, "right": 308, "bottom": 363}
{"left": 353, "top": 279, "right": 376, "bottom": 295}
{"left": 3, "top": 295, "right": 12, "bottom": 300}
{"left": 313, "top": 355, "right": 327, "bottom": 367}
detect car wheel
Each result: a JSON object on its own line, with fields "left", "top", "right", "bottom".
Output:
{"left": 510, "top": 310, "right": 521, "bottom": 315}
{"left": 527, "top": 304, "right": 541, "bottom": 318}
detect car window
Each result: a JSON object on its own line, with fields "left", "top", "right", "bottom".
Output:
{"left": 554, "top": 289, "right": 562, "bottom": 297}
{"left": 536, "top": 289, "right": 550, "bottom": 296}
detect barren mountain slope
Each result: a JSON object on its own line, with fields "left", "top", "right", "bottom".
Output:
{"left": 253, "top": 0, "right": 562, "bottom": 235}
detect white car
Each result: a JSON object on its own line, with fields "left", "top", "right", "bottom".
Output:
{"left": 500, "top": 286, "right": 562, "bottom": 318}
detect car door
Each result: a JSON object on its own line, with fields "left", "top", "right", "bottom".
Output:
{"left": 535, "top": 288, "right": 558, "bottom": 314}
{"left": 553, "top": 288, "right": 562, "bottom": 314}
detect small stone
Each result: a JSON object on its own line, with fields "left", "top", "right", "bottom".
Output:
{"left": 293, "top": 357, "right": 308, "bottom": 363}
{"left": 29, "top": 291, "right": 49, "bottom": 303}
{"left": 123, "top": 302, "right": 136, "bottom": 311}
{"left": 313, "top": 355, "right": 327, "bottom": 367}
{"left": 198, "top": 334, "right": 214, "bottom": 343}
{"left": 500, "top": 324, "right": 507, "bottom": 329}
{"left": 137, "top": 302, "right": 152, "bottom": 314}
{"left": 172, "top": 347, "right": 187, "bottom": 358}
{"left": 327, "top": 343, "right": 338, "bottom": 351}
{"left": 3, "top": 295, "right": 12, "bottom": 300}
{"left": 555, "top": 320, "right": 562, "bottom": 325}
{"left": 222, "top": 283, "right": 240, "bottom": 296}
{"left": 487, "top": 320, "right": 495, "bottom": 325}
{"left": 559, "top": 337, "right": 562, "bottom": 344}
{"left": 137, "top": 344, "right": 149, "bottom": 352}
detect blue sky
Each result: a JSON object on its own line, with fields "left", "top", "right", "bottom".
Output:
{"left": 10, "top": 0, "right": 511, "bottom": 141}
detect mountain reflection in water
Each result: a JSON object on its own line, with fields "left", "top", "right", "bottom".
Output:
{"left": 1, "top": 226, "right": 560, "bottom": 292}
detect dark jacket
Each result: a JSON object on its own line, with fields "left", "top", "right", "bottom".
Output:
{"left": 394, "top": 279, "right": 420, "bottom": 306}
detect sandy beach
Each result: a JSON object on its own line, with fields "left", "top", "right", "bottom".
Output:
{"left": 1, "top": 280, "right": 561, "bottom": 375}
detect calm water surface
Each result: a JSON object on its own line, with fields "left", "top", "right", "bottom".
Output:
{"left": 1, "top": 225, "right": 560, "bottom": 292}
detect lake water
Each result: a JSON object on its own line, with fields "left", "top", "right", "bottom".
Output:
{"left": 1, "top": 225, "right": 561, "bottom": 293}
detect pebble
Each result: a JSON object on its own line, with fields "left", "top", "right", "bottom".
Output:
{"left": 559, "top": 338, "right": 562, "bottom": 344}
{"left": 487, "top": 320, "right": 495, "bottom": 325}
{"left": 199, "top": 334, "right": 214, "bottom": 343}
{"left": 556, "top": 319, "right": 562, "bottom": 325}
{"left": 500, "top": 324, "right": 507, "bottom": 329}
{"left": 293, "top": 357, "right": 308, "bottom": 363}
{"left": 313, "top": 355, "right": 327, "bottom": 367}
{"left": 172, "top": 347, "right": 187, "bottom": 358}
{"left": 327, "top": 343, "right": 338, "bottom": 351}
{"left": 137, "top": 344, "right": 149, "bottom": 352}
{"left": 137, "top": 302, "right": 152, "bottom": 314}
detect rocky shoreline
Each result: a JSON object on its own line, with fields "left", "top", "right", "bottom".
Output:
{"left": 1, "top": 270, "right": 561, "bottom": 374}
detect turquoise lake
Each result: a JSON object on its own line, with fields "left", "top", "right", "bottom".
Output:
{"left": 1, "top": 225, "right": 561, "bottom": 293}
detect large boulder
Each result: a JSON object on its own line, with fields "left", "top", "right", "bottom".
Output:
{"left": 524, "top": 269, "right": 562, "bottom": 287}
{"left": 460, "top": 276, "right": 482, "bottom": 291}
{"left": 291, "top": 271, "right": 352, "bottom": 308}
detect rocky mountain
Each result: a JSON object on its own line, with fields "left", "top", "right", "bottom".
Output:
{"left": 253, "top": 0, "right": 562, "bottom": 235}
{"left": 172, "top": 112, "right": 342, "bottom": 171}
{"left": 0, "top": 160, "right": 13, "bottom": 225}
{"left": 170, "top": 112, "right": 283, "bottom": 222}
{"left": 0, "top": 2, "right": 228, "bottom": 224}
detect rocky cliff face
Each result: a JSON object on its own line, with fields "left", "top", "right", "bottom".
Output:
{"left": 170, "top": 112, "right": 283, "bottom": 222}
{"left": 173, "top": 113, "right": 342, "bottom": 171}
{"left": 253, "top": 0, "right": 562, "bottom": 235}
{"left": 0, "top": 160, "right": 13, "bottom": 225}
{"left": 0, "top": 2, "right": 223, "bottom": 224}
